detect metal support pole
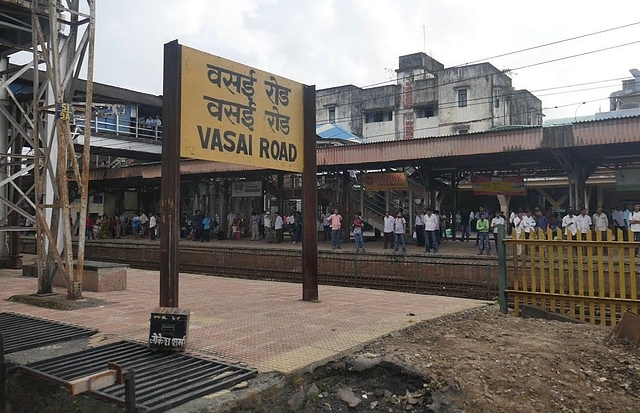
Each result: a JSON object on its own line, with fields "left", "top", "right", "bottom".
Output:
{"left": 0, "top": 56, "right": 8, "bottom": 265}
{"left": 497, "top": 224, "right": 508, "bottom": 314}
{"left": 342, "top": 170, "right": 350, "bottom": 243}
{"left": 0, "top": 333, "right": 5, "bottom": 413}
{"left": 122, "top": 369, "right": 138, "bottom": 413}
{"left": 301, "top": 85, "right": 318, "bottom": 301}
{"left": 160, "top": 40, "right": 182, "bottom": 307}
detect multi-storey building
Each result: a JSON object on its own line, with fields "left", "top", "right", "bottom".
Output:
{"left": 316, "top": 52, "right": 542, "bottom": 142}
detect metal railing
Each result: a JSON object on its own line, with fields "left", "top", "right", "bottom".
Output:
{"left": 74, "top": 116, "right": 163, "bottom": 141}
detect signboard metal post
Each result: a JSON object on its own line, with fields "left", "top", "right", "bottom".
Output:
{"left": 160, "top": 40, "right": 181, "bottom": 307}
{"left": 302, "top": 85, "right": 318, "bottom": 301}
{"left": 160, "top": 40, "right": 318, "bottom": 305}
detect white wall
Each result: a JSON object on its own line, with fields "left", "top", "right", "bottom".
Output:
{"left": 414, "top": 116, "right": 439, "bottom": 138}
{"left": 363, "top": 120, "right": 396, "bottom": 142}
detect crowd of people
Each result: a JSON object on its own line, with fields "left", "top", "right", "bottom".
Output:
{"left": 81, "top": 204, "right": 640, "bottom": 259}
{"left": 85, "top": 211, "right": 158, "bottom": 240}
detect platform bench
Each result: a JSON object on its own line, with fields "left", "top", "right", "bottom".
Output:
{"left": 22, "top": 260, "right": 128, "bottom": 292}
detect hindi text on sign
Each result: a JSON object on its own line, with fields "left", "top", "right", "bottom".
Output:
{"left": 180, "top": 46, "right": 304, "bottom": 173}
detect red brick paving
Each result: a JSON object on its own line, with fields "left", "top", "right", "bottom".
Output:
{"left": 1, "top": 256, "right": 485, "bottom": 373}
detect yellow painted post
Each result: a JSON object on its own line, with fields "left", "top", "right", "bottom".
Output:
{"left": 529, "top": 232, "right": 537, "bottom": 307}
{"left": 630, "top": 244, "right": 638, "bottom": 316}
{"left": 548, "top": 229, "right": 556, "bottom": 313}
{"left": 577, "top": 230, "right": 585, "bottom": 322}
{"left": 586, "top": 233, "right": 595, "bottom": 324}
{"left": 596, "top": 229, "right": 606, "bottom": 325}
{"left": 606, "top": 229, "right": 617, "bottom": 325}
{"left": 539, "top": 229, "right": 547, "bottom": 311}
{"left": 567, "top": 232, "right": 576, "bottom": 319}
{"left": 558, "top": 237, "right": 565, "bottom": 316}
{"left": 512, "top": 237, "right": 520, "bottom": 317}
{"left": 617, "top": 228, "right": 626, "bottom": 315}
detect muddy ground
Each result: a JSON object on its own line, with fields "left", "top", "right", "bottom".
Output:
{"left": 243, "top": 305, "right": 639, "bottom": 413}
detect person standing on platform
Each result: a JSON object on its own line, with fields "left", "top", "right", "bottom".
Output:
{"left": 85, "top": 215, "right": 94, "bottom": 240}
{"left": 460, "top": 209, "right": 470, "bottom": 242}
{"left": 251, "top": 211, "right": 260, "bottom": 241}
{"left": 593, "top": 207, "right": 609, "bottom": 241}
{"left": 139, "top": 212, "right": 149, "bottom": 238}
{"left": 120, "top": 212, "right": 127, "bottom": 237}
{"left": 226, "top": 210, "right": 236, "bottom": 240}
{"left": 562, "top": 211, "right": 578, "bottom": 240}
{"left": 328, "top": 208, "right": 343, "bottom": 250}
{"left": 202, "top": 213, "right": 211, "bottom": 242}
{"left": 476, "top": 213, "right": 491, "bottom": 255}
{"left": 259, "top": 210, "right": 265, "bottom": 239}
{"left": 286, "top": 212, "right": 296, "bottom": 241}
{"left": 149, "top": 213, "right": 157, "bottom": 241}
{"left": 491, "top": 211, "right": 505, "bottom": 251}
{"left": 353, "top": 212, "right": 365, "bottom": 253}
{"left": 383, "top": 210, "right": 394, "bottom": 250}
{"left": 132, "top": 213, "right": 140, "bottom": 240}
{"left": 414, "top": 211, "right": 425, "bottom": 247}
{"left": 193, "top": 210, "right": 204, "bottom": 241}
{"left": 393, "top": 211, "right": 407, "bottom": 254}
{"left": 630, "top": 204, "right": 640, "bottom": 257}
{"left": 321, "top": 209, "right": 331, "bottom": 241}
{"left": 612, "top": 206, "right": 627, "bottom": 240}
{"left": 576, "top": 208, "right": 592, "bottom": 241}
{"left": 264, "top": 211, "right": 273, "bottom": 243}
{"left": 424, "top": 208, "right": 439, "bottom": 253}
{"left": 293, "top": 211, "right": 303, "bottom": 243}
{"left": 274, "top": 212, "right": 284, "bottom": 244}
{"left": 454, "top": 211, "right": 461, "bottom": 241}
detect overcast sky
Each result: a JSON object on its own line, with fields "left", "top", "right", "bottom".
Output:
{"left": 91, "top": 0, "right": 640, "bottom": 121}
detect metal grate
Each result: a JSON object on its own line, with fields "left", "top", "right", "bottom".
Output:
{"left": 20, "top": 340, "right": 257, "bottom": 413}
{"left": 0, "top": 312, "right": 98, "bottom": 354}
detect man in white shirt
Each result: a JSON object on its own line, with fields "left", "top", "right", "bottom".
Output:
{"left": 491, "top": 211, "right": 505, "bottom": 250}
{"left": 383, "top": 211, "right": 395, "bottom": 250}
{"left": 630, "top": 204, "right": 640, "bottom": 257}
{"left": 393, "top": 211, "right": 407, "bottom": 253}
{"left": 423, "top": 209, "right": 439, "bottom": 253}
{"left": 274, "top": 212, "right": 284, "bottom": 244}
{"left": 287, "top": 213, "right": 296, "bottom": 240}
{"left": 264, "top": 212, "right": 274, "bottom": 243}
{"left": 226, "top": 210, "right": 236, "bottom": 239}
{"left": 575, "top": 208, "right": 592, "bottom": 240}
{"left": 522, "top": 210, "right": 537, "bottom": 238}
{"left": 139, "top": 212, "right": 149, "bottom": 238}
{"left": 320, "top": 210, "right": 330, "bottom": 241}
{"left": 592, "top": 207, "right": 609, "bottom": 240}
{"left": 149, "top": 213, "right": 157, "bottom": 241}
{"left": 562, "top": 211, "right": 578, "bottom": 240}
{"left": 612, "top": 206, "right": 626, "bottom": 240}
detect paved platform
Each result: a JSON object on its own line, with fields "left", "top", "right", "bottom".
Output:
{"left": 72, "top": 232, "right": 497, "bottom": 258}
{"left": 0, "top": 260, "right": 486, "bottom": 374}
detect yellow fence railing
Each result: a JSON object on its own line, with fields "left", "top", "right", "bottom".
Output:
{"left": 504, "top": 228, "right": 639, "bottom": 326}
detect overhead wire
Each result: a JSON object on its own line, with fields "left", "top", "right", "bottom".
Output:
{"left": 315, "top": 21, "right": 640, "bottom": 98}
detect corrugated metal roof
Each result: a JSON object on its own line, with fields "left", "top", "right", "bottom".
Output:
{"left": 90, "top": 115, "right": 640, "bottom": 180}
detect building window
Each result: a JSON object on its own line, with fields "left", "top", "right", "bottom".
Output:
{"left": 328, "top": 107, "right": 335, "bottom": 123}
{"left": 364, "top": 110, "right": 393, "bottom": 123}
{"left": 416, "top": 106, "right": 436, "bottom": 118}
{"left": 458, "top": 89, "right": 467, "bottom": 108}
{"left": 458, "top": 129, "right": 469, "bottom": 135}
{"left": 494, "top": 97, "right": 500, "bottom": 108}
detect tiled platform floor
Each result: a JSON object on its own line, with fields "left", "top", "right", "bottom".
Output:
{"left": 0, "top": 261, "right": 485, "bottom": 373}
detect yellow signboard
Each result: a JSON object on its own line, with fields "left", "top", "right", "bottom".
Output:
{"left": 180, "top": 46, "right": 305, "bottom": 173}
{"left": 362, "top": 173, "right": 408, "bottom": 192}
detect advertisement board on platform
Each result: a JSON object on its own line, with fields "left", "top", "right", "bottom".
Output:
{"left": 615, "top": 169, "right": 640, "bottom": 191}
{"left": 471, "top": 176, "right": 526, "bottom": 196}
{"left": 362, "top": 172, "right": 409, "bottom": 192}
{"left": 231, "top": 181, "right": 263, "bottom": 197}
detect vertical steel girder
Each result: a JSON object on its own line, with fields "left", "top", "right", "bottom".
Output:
{"left": 0, "top": 0, "right": 95, "bottom": 298}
